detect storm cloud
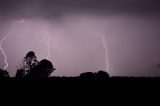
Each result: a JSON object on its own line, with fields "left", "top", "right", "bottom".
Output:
{"left": 0, "top": 0, "right": 160, "bottom": 77}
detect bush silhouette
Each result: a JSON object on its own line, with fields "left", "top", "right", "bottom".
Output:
{"left": 96, "top": 70, "right": 110, "bottom": 78}
{"left": 80, "top": 72, "right": 95, "bottom": 79}
{"left": 80, "top": 70, "right": 109, "bottom": 79}
{"left": 15, "top": 69, "right": 26, "bottom": 78}
{"left": 0, "top": 69, "right": 10, "bottom": 78}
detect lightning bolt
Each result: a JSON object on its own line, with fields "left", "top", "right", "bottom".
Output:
{"left": 0, "top": 31, "right": 14, "bottom": 70}
{"left": 95, "top": 32, "right": 110, "bottom": 72}
{"left": 46, "top": 34, "right": 50, "bottom": 60}
{"left": 0, "top": 19, "right": 25, "bottom": 70}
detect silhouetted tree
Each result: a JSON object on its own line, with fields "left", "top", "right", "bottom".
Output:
{"left": 22, "top": 51, "right": 39, "bottom": 74}
{"left": 26, "top": 59, "right": 56, "bottom": 78}
{"left": 0, "top": 69, "right": 10, "bottom": 78}
{"left": 15, "top": 51, "right": 56, "bottom": 78}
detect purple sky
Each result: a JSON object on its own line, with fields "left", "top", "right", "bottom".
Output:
{"left": 0, "top": 0, "right": 160, "bottom": 77}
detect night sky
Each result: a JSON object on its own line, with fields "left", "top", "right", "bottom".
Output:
{"left": 0, "top": 0, "right": 160, "bottom": 77}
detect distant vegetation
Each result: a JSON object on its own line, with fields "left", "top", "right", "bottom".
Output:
{"left": 0, "top": 51, "right": 110, "bottom": 79}
{"left": 1, "top": 51, "right": 159, "bottom": 80}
